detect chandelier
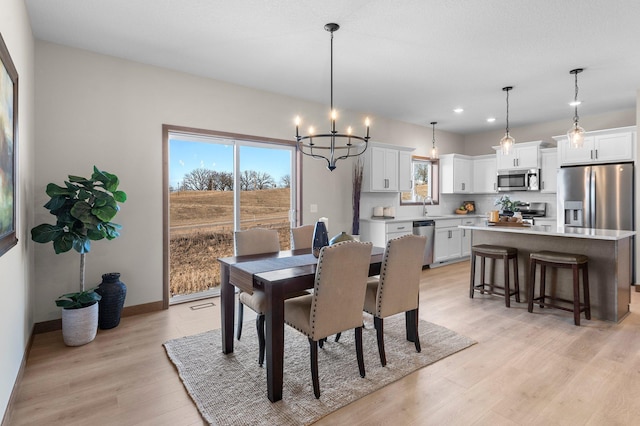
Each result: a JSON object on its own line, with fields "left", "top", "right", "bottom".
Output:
{"left": 567, "top": 68, "right": 586, "bottom": 148}
{"left": 499, "top": 86, "right": 515, "bottom": 155}
{"left": 295, "top": 23, "right": 370, "bottom": 171}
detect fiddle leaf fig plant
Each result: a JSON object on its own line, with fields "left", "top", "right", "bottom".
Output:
{"left": 31, "top": 166, "right": 127, "bottom": 308}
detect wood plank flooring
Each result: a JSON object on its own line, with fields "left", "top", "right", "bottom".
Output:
{"left": 7, "top": 261, "right": 640, "bottom": 425}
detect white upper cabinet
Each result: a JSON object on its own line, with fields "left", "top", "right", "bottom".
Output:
{"left": 494, "top": 141, "right": 547, "bottom": 171}
{"left": 472, "top": 154, "right": 497, "bottom": 193}
{"left": 362, "top": 142, "right": 414, "bottom": 192}
{"left": 555, "top": 126, "right": 636, "bottom": 166}
{"left": 540, "top": 148, "right": 558, "bottom": 193}
{"left": 398, "top": 150, "right": 413, "bottom": 192}
{"left": 440, "top": 154, "right": 473, "bottom": 194}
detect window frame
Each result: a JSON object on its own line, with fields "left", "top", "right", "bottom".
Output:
{"left": 399, "top": 155, "right": 439, "bottom": 206}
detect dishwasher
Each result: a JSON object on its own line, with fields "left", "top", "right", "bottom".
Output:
{"left": 413, "top": 220, "right": 435, "bottom": 266}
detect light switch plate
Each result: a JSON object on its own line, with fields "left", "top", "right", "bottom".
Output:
{"left": 310, "top": 204, "right": 318, "bottom": 213}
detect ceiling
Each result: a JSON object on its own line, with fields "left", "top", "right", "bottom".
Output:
{"left": 25, "top": 0, "right": 640, "bottom": 135}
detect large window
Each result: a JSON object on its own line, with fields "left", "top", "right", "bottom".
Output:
{"left": 400, "top": 156, "right": 439, "bottom": 205}
{"left": 163, "top": 126, "right": 299, "bottom": 305}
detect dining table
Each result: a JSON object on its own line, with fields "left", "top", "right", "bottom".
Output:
{"left": 218, "top": 246, "right": 385, "bottom": 402}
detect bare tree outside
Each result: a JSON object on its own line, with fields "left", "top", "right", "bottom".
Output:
{"left": 254, "top": 171, "right": 275, "bottom": 189}
{"left": 182, "top": 168, "right": 213, "bottom": 191}
{"left": 280, "top": 174, "right": 291, "bottom": 188}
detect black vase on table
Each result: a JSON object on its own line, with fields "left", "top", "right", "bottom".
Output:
{"left": 96, "top": 272, "right": 127, "bottom": 329}
{"left": 312, "top": 221, "right": 329, "bottom": 258}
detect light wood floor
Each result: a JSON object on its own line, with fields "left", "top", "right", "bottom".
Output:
{"left": 8, "top": 261, "right": 640, "bottom": 425}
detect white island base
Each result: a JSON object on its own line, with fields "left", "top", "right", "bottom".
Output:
{"left": 461, "top": 225, "right": 635, "bottom": 323}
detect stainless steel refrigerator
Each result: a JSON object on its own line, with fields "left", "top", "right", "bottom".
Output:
{"left": 557, "top": 163, "right": 634, "bottom": 231}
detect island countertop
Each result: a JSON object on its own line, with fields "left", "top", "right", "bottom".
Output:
{"left": 464, "top": 224, "right": 633, "bottom": 322}
{"left": 459, "top": 224, "right": 635, "bottom": 241}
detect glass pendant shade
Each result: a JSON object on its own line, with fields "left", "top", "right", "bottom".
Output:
{"left": 431, "top": 145, "right": 438, "bottom": 159}
{"left": 500, "top": 133, "right": 515, "bottom": 155}
{"left": 568, "top": 123, "right": 585, "bottom": 148}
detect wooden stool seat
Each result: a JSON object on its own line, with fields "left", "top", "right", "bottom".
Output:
{"left": 469, "top": 244, "right": 520, "bottom": 307}
{"left": 528, "top": 250, "right": 591, "bottom": 326}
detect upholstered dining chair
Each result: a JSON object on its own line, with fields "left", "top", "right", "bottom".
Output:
{"left": 284, "top": 241, "right": 373, "bottom": 399}
{"left": 363, "top": 234, "right": 427, "bottom": 366}
{"left": 234, "top": 228, "right": 280, "bottom": 366}
{"left": 291, "top": 224, "right": 314, "bottom": 250}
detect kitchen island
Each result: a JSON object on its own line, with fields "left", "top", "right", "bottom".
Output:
{"left": 460, "top": 224, "right": 635, "bottom": 322}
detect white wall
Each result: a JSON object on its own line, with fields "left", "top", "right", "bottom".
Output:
{"left": 0, "top": 0, "right": 34, "bottom": 418}
{"left": 33, "top": 41, "right": 465, "bottom": 322}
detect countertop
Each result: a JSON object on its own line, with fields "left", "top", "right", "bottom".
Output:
{"left": 460, "top": 224, "right": 636, "bottom": 241}
{"left": 361, "top": 214, "right": 486, "bottom": 223}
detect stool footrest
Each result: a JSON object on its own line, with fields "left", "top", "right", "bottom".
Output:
{"left": 531, "top": 296, "right": 589, "bottom": 314}
{"left": 473, "top": 283, "right": 518, "bottom": 298}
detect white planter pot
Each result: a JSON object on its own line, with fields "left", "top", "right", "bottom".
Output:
{"left": 61, "top": 302, "right": 99, "bottom": 346}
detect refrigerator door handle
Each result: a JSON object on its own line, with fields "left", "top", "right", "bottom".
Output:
{"left": 589, "top": 169, "right": 596, "bottom": 228}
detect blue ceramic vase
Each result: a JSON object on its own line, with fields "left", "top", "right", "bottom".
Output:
{"left": 312, "top": 221, "right": 329, "bottom": 258}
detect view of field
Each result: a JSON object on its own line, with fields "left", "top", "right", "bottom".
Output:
{"left": 169, "top": 188, "right": 291, "bottom": 296}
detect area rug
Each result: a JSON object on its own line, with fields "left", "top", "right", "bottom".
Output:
{"left": 164, "top": 316, "right": 475, "bottom": 425}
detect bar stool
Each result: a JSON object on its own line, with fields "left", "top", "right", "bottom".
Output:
{"left": 527, "top": 251, "right": 591, "bottom": 326}
{"left": 469, "top": 244, "right": 520, "bottom": 307}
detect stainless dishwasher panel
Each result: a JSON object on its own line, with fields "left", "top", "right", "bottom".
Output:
{"left": 413, "top": 220, "right": 435, "bottom": 266}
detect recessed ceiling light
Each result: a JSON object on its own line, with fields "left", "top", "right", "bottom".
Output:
{"left": 453, "top": 108, "right": 464, "bottom": 113}
{"left": 486, "top": 117, "right": 496, "bottom": 123}
{"left": 569, "top": 101, "right": 582, "bottom": 106}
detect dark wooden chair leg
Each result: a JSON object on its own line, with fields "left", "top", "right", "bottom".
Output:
{"left": 528, "top": 257, "right": 536, "bottom": 313}
{"left": 503, "top": 254, "right": 510, "bottom": 308}
{"left": 334, "top": 332, "right": 341, "bottom": 342}
{"left": 539, "top": 265, "right": 547, "bottom": 308}
{"left": 236, "top": 300, "right": 244, "bottom": 340}
{"left": 309, "top": 339, "right": 320, "bottom": 398}
{"left": 410, "top": 308, "right": 421, "bottom": 352}
{"left": 480, "top": 256, "right": 487, "bottom": 294}
{"left": 513, "top": 253, "right": 521, "bottom": 303}
{"left": 319, "top": 338, "right": 324, "bottom": 348}
{"left": 583, "top": 264, "right": 591, "bottom": 320}
{"left": 374, "top": 316, "right": 386, "bottom": 366}
{"left": 469, "top": 251, "right": 476, "bottom": 298}
{"left": 257, "top": 314, "right": 265, "bottom": 366}
{"left": 355, "top": 326, "right": 365, "bottom": 378}
{"left": 572, "top": 264, "right": 581, "bottom": 326}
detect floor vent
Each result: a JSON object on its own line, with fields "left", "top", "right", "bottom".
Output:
{"left": 190, "top": 302, "right": 215, "bottom": 310}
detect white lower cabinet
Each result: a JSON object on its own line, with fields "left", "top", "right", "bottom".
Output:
{"left": 359, "top": 220, "right": 412, "bottom": 248}
{"left": 433, "top": 217, "right": 478, "bottom": 263}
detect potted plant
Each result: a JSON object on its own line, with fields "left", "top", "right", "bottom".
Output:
{"left": 495, "top": 195, "right": 519, "bottom": 213}
{"left": 352, "top": 158, "right": 363, "bottom": 239}
{"left": 31, "top": 166, "right": 127, "bottom": 346}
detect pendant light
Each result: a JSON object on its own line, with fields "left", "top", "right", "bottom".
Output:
{"left": 430, "top": 121, "right": 438, "bottom": 159}
{"left": 567, "top": 68, "right": 585, "bottom": 148}
{"left": 294, "top": 23, "right": 370, "bottom": 171}
{"left": 499, "top": 86, "right": 515, "bottom": 155}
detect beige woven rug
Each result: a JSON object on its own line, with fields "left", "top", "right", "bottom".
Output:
{"left": 164, "top": 316, "right": 475, "bottom": 425}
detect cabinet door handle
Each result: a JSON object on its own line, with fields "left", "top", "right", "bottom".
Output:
{"left": 494, "top": 182, "right": 497, "bottom": 190}
{"left": 461, "top": 183, "right": 465, "bottom": 190}
{"left": 541, "top": 181, "right": 544, "bottom": 190}
{"left": 397, "top": 226, "right": 405, "bottom": 230}
{"left": 595, "top": 149, "right": 598, "bottom": 159}
{"left": 590, "top": 150, "right": 594, "bottom": 159}
{"left": 448, "top": 230, "right": 452, "bottom": 238}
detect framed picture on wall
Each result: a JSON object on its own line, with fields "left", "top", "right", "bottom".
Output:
{"left": 0, "top": 33, "right": 18, "bottom": 257}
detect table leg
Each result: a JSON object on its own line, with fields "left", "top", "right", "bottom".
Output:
{"left": 265, "top": 282, "right": 285, "bottom": 402}
{"left": 220, "top": 264, "right": 234, "bottom": 354}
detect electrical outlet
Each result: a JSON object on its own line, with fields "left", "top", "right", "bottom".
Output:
{"left": 310, "top": 204, "right": 318, "bottom": 213}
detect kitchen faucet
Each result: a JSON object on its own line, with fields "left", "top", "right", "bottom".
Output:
{"left": 423, "top": 196, "right": 433, "bottom": 216}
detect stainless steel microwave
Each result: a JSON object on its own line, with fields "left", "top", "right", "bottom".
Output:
{"left": 497, "top": 169, "right": 540, "bottom": 191}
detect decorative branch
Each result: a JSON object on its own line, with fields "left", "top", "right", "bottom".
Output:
{"left": 352, "top": 158, "right": 363, "bottom": 235}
